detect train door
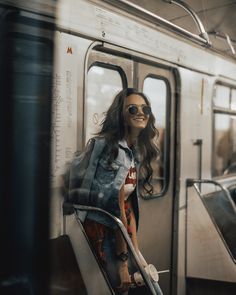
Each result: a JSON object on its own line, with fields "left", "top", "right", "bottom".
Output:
{"left": 136, "top": 63, "right": 176, "bottom": 295}
{"left": 85, "top": 46, "right": 176, "bottom": 295}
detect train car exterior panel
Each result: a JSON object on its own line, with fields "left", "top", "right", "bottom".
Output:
{"left": 56, "top": 0, "right": 236, "bottom": 80}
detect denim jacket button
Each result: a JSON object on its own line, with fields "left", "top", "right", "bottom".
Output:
{"left": 98, "top": 192, "right": 104, "bottom": 198}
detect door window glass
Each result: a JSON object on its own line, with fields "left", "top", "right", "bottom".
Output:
{"left": 143, "top": 77, "right": 168, "bottom": 194}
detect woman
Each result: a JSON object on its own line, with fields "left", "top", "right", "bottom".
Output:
{"left": 70, "top": 88, "right": 159, "bottom": 293}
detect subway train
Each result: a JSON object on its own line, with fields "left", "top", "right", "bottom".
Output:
{"left": 0, "top": 0, "right": 236, "bottom": 294}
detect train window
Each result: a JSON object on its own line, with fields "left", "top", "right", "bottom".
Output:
{"left": 231, "top": 89, "right": 236, "bottom": 111}
{"left": 85, "top": 64, "right": 123, "bottom": 143}
{"left": 213, "top": 85, "right": 236, "bottom": 177}
{"left": 12, "top": 36, "right": 52, "bottom": 96}
{"left": 213, "top": 85, "right": 230, "bottom": 109}
{"left": 143, "top": 77, "right": 167, "bottom": 195}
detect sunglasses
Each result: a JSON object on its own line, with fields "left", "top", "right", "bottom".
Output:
{"left": 127, "top": 104, "right": 151, "bottom": 116}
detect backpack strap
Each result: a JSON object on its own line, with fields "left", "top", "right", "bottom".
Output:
{"left": 68, "top": 137, "right": 106, "bottom": 205}
{"left": 81, "top": 137, "right": 105, "bottom": 190}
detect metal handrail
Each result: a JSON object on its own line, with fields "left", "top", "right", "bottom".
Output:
{"left": 73, "top": 204, "right": 163, "bottom": 295}
{"left": 165, "top": 0, "right": 210, "bottom": 43}
{"left": 102, "top": 0, "right": 211, "bottom": 47}
{"left": 209, "top": 31, "right": 236, "bottom": 55}
{"left": 186, "top": 178, "right": 236, "bottom": 214}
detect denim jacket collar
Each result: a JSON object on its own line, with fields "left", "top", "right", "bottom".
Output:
{"left": 118, "top": 139, "right": 141, "bottom": 164}
{"left": 118, "top": 139, "right": 130, "bottom": 150}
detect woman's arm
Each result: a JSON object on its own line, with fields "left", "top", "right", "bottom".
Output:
{"left": 116, "top": 185, "right": 128, "bottom": 255}
{"left": 128, "top": 201, "right": 148, "bottom": 267}
{"left": 115, "top": 185, "right": 131, "bottom": 292}
{"left": 127, "top": 200, "right": 139, "bottom": 252}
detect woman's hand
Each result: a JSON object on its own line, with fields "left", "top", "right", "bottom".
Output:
{"left": 137, "top": 250, "right": 148, "bottom": 268}
{"left": 116, "top": 261, "right": 131, "bottom": 293}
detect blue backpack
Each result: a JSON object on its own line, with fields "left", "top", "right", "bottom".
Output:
{"left": 63, "top": 137, "right": 105, "bottom": 205}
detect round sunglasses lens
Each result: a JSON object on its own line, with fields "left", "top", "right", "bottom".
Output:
{"left": 143, "top": 106, "right": 151, "bottom": 115}
{"left": 128, "top": 106, "right": 138, "bottom": 115}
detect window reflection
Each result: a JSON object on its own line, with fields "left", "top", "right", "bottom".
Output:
{"left": 86, "top": 65, "right": 123, "bottom": 143}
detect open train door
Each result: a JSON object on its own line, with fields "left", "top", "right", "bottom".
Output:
{"left": 85, "top": 45, "right": 177, "bottom": 294}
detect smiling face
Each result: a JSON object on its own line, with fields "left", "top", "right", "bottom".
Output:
{"left": 123, "top": 94, "right": 150, "bottom": 136}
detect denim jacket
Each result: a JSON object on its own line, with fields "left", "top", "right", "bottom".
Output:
{"left": 76, "top": 137, "right": 140, "bottom": 229}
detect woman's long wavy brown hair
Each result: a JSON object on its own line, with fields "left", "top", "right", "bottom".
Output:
{"left": 97, "top": 88, "right": 160, "bottom": 195}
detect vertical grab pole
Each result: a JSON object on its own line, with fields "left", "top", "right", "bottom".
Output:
{"left": 193, "top": 139, "right": 203, "bottom": 191}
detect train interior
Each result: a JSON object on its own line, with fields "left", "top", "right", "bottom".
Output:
{"left": 0, "top": 0, "right": 236, "bottom": 295}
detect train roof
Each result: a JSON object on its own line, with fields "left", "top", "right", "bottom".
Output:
{"left": 117, "top": 0, "right": 236, "bottom": 61}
